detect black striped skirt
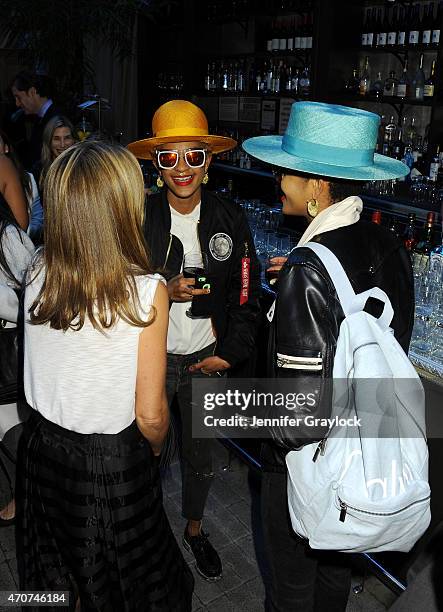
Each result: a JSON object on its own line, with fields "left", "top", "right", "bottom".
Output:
{"left": 16, "top": 411, "right": 194, "bottom": 611}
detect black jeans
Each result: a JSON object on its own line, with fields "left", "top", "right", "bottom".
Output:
{"left": 261, "top": 471, "right": 352, "bottom": 612}
{"left": 166, "top": 343, "right": 216, "bottom": 521}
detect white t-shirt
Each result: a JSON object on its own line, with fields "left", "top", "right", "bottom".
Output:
{"left": 24, "top": 267, "right": 164, "bottom": 434}
{"left": 167, "top": 203, "right": 215, "bottom": 354}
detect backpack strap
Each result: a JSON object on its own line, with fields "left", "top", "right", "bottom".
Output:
{"left": 303, "top": 241, "right": 394, "bottom": 329}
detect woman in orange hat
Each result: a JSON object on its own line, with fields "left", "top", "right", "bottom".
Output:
{"left": 128, "top": 100, "right": 261, "bottom": 582}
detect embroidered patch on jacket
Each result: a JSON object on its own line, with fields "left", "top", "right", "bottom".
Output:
{"left": 209, "top": 233, "right": 233, "bottom": 261}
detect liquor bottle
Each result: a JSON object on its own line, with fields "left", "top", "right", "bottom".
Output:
{"left": 388, "top": 217, "right": 400, "bottom": 238}
{"left": 387, "top": 6, "right": 397, "bottom": 46}
{"left": 392, "top": 124, "right": 404, "bottom": 159}
{"left": 405, "top": 116, "right": 418, "bottom": 147}
{"left": 400, "top": 144, "right": 414, "bottom": 181}
{"left": 384, "top": 115, "right": 398, "bottom": 146}
{"left": 429, "top": 146, "right": 440, "bottom": 182}
{"left": 415, "top": 212, "right": 436, "bottom": 258}
{"left": 412, "top": 54, "right": 425, "bottom": 100}
{"left": 377, "top": 7, "right": 388, "bottom": 48}
{"left": 403, "top": 213, "right": 418, "bottom": 252}
{"left": 359, "top": 56, "right": 371, "bottom": 96}
{"left": 291, "top": 67, "right": 300, "bottom": 94}
{"left": 371, "top": 210, "right": 382, "bottom": 225}
{"left": 299, "top": 66, "right": 310, "bottom": 97}
{"left": 345, "top": 68, "right": 360, "bottom": 95}
{"left": 397, "top": 60, "right": 410, "bottom": 98}
{"left": 421, "top": 3, "right": 433, "bottom": 46}
{"left": 397, "top": 6, "right": 407, "bottom": 47}
{"left": 366, "top": 7, "right": 376, "bottom": 48}
{"left": 371, "top": 72, "right": 383, "bottom": 99}
{"left": 424, "top": 60, "right": 436, "bottom": 97}
{"left": 408, "top": 4, "right": 420, "bottom": 47}
{"left": 285, "top": 65, "right": 293, "bottom": 92}
{"left": 204, "top": 63, "right": 211, "bottom": 91}
{"left": 383, "top": 70, "right": 398, "bottom": 97}
{"left": 432, "top": 1, "right": 442, "bottom": 48}
{"left": 266, "top": 62, "right": 273, "bottom": 93}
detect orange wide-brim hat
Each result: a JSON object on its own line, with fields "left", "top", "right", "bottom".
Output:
{"left": 127, "top": 100, "right": 237, "bottom": 160}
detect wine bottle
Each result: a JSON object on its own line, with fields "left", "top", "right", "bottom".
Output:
{"left": 412, "top": 54, "right": 425, "bottom": 100}
{"left": 397, "top": 6, "right": 407, "bottom": 47}
{"left": 287, "top": 18, "right": 294, "bottom": 52}
{"left": 383, "top": 70, "right": 398, "bottom": 97}
{"left": 409, "top": 4, "right": 420, "bottom": 46}
{"left": 372, "top": 72, "right": 383, "bottom": 99}
{"left": 422, "top": 3, "right": 433, "bottom": 46}
{"left": 432, "top": 1, "right": 442, "bottom": 48}
{"left": 362, "top": 7, "right": 369, "bottom": 47}
{"left": 424, "top": 60, "right": 436, "bottom": 97}
{"left": 375, "top": 8, "right": 383, "bottom": 47}
{"left": 387, "top": 6, "right": 397, "bottom": 46}
{"left": 377, "top": 7, "right": 388, "bottom": 48}
{"left": 367, "top": 7, "right": 376, "bottom": 48}
{"left": 415, "top": 212, "right": 436, "bottom": 258}
{"left": 397, "top": 60, "right": 410, "bottom": 98}
{"left": 371, "top": 210, "right": 382, "bottom": 225}
{"left": 403, "top": 213, "right": 418, "bottom": 252}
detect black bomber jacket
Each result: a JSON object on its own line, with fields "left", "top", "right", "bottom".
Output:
{"left": 263, "top": 220, "right": 415, "bottom": 472}
{"left": 143, "top": 188, "right": 261, "bottom": 368}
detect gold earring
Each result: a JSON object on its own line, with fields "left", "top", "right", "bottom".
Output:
{"left": 307, "top": 198, "right": 319, "bottom": 218}
{"left": 156, "top": 175, "right": 164, "bottom": 188}
{"left": 202, "top": 172, "right": 209, "bottom": 185}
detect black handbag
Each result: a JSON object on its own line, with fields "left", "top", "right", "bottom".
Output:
{"left": 0, "top": 319, "right": 19, "bottom": 405}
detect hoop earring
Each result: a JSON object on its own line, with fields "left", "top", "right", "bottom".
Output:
{"left": 307, "top": 198, "right": 319, "bottom": 218}
{"left": 202, "top": 172, "right": 209, "bottom": 185}
{"left": 156, "top": 175, "right": 164, "bottom": 188}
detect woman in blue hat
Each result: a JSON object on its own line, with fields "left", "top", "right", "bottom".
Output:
{"left": 243, "top": 102, "right": 414, "bottom": 611}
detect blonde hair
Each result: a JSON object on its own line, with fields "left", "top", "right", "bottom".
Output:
{"left": 30, "top": 140, "right": 154, "bottom": 331}
{"left": 40, "top": 115, "right": 76, "bottom": 188}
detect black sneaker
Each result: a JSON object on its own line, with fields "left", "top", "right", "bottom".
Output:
{"left": 183, "top": 528, "right": 222, "bottom": 581}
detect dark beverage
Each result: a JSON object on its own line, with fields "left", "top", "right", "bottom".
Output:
{"left": 183, "top": 266, "right": 212, "bottom": 318}
{"left": 265, "top": 268, "right": 280, "bottom": 287}
{"left": 183, "top": 267, "right": 209, "bottom": 290}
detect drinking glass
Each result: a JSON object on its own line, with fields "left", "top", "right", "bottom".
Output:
{"left": 183, "top": 252, "right": 211, "bottom": 319}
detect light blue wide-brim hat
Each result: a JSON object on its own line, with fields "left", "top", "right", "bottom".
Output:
{"left": 242, "top": 101, "right": 409, "bottom": 181}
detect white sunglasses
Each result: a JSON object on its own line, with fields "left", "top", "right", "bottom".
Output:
{"left": 156, "top": 148, "right": 207, "bottom": 170}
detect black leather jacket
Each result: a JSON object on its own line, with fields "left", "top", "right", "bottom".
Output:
{"left": 144, "top": 188, "right": 261, "bottom": 368}
{"left": 262, "top": 220, "right": 415, "bottom": 472}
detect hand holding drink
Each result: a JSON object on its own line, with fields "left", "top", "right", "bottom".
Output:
{"left": 183, "top": 252, "right": 212, "bottom": 318}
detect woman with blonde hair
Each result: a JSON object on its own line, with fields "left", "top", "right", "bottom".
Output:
{"left": 17, "top": 140, "right": 194, "bottom": 610}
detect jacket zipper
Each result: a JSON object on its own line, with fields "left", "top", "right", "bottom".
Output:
{"left": 338, "top": 494, "right": 430, "bottom": 523}
{"left": 276, "top": 354, "right": 322, "bottom": 370}
{"left": 163, "top": 233, "right": 173, "bottom": 269}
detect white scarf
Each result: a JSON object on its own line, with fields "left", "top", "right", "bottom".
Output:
{"left": 297, "top": 195, "right": 363, "bottom": 247}
{"left": 266, "top": 195, "right": 363, "bottom": 323}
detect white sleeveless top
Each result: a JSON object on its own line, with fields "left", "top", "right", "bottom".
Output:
{"left": 24, "top": 267, "right": 165, "bottom": 434}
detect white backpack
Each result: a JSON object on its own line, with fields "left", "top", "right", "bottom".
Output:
{"left": 286, "top": 242, "right": 431, "bottom": 553}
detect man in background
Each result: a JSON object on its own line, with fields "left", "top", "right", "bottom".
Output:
{"left": 11, "top": 71, "right": 61, "bottom": 169}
